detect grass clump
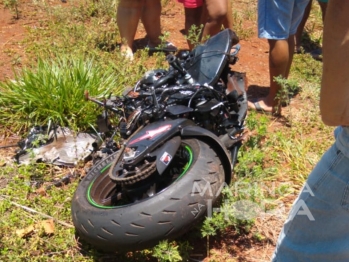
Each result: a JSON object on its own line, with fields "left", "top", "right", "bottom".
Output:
{"left": 0, "top": 57, "right": 123, "bottom": 131}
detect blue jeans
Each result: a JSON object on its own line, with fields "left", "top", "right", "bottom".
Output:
{"left": 258, "top": 0, "right": 310, "bottom": 39}
{"left": 272, "top": 126, "right": 349, "bottom": 261}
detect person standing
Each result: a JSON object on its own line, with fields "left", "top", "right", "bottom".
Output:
{"left": 295, "top": 0, "right": 327, "bottom": 56}
{"left": 117, "top": 0, "right": 177, "bottom": 60}
{"left": 272, "top": 0, "right": 349, "bottom": 261}
{"left": 178, "top": 0, "right": 233, "bottom": 49}
{"left": 248, "top": 0, "right": 310, "bottom": 115}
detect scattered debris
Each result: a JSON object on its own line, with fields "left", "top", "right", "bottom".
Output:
{"left": 16, "top": 225, "right": 35, "bottom": 238}
{"left": 15, "top": 126, "right": 99, "bottom": 167}
{"left": 36, "top": 187, "right": 47, "bottom": 196}
{"left": 40, "top": 219, "right": 55, "bottom": 235}
{"left": 35, "top": 173, "right": 76, "bottom": 193}
{"left": 16, "top": 219, "right": 55, "bottom": 238}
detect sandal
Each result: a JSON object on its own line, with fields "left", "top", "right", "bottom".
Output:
{"left": 249, "top": 101, "right": 272, "bottom": 115}
{"left": 230, "top": 44, "right": 240, "bottom": 57}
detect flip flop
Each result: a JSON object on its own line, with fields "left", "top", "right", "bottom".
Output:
{"left": 249, "top": 100, "right": 274, "bottom": 115}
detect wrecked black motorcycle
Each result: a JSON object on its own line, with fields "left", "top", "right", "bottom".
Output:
{"left": 71, "top": 29, "right": 247, "bottom": 252}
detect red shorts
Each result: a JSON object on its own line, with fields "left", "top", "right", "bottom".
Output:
{"left": 177, "top": 0, "right": 203, "bottom": 8}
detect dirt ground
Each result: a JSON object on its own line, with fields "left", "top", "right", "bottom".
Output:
{"left": 0, "top": 1, "right": 281, "bottom": 261}
{"left": 0, "top": 1, "right": 270, "bottom": 84}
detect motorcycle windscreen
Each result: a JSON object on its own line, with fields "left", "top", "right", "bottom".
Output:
{"left": 184, "top": 29, "right": 235, "bottom": 86}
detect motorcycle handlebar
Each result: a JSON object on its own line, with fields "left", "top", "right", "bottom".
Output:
{"left": 166, "top": 54, "right": 187, "bottom": 76}
{"left": 154, "top": 70, "right": 177, "bottom": 88}
{"left": 153, "top": 54, "right": 188, "bottom": 89}
{"left": 84, "top": 90, "right": 123, "bottom": 114}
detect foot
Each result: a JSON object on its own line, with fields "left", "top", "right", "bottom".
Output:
{"left": 229, "top": 44, "right": 240, "bottom": 64}
{"left": 230, "top": 44, "right": 240, "bottom": 56}
{"left": 120, "top": 45, "right": 134, "bottom": 61}
{"left": 248, "top": 99, "right": 280, "bottom": 115}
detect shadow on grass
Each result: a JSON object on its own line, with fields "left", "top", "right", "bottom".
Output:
{"left": 296, "top": 31, "right": 323, "bottom": 61}
{"left": 247, "top": 85, "right": 270, "bottom": 100}
{"left": 74, "top": 227, "right": 209, "bottom": 262}
{"left": 299, "top": 31, "right": 322, "bottom": 53}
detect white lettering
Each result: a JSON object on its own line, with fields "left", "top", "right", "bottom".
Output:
{"left": 289, "top": 199, "right": 315, "bottom": 221}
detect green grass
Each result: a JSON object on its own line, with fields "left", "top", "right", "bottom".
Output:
{"left": 0, "top": 0, "right": 334, "bottom": 261}
{"left": 0, "top": 57, "right": 125, "bottom": 131}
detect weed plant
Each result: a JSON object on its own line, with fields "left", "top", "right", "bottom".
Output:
{"left": 185, "top": 24, "right": 205, "bottom": 48}
{"left": 152, "top": 240, "right": 183, "bottom": 262}
{"left": 3, "top": 0, "right": 19, "bottom": 19}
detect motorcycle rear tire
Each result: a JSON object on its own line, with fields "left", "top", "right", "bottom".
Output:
{"left": 71, "top": 138, "right": 226, "bottom": 252}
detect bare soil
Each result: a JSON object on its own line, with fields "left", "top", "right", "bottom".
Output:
{"left": 0, "top": 1, "right": 287, "bottom": 261}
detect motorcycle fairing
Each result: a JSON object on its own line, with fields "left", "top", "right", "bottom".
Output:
{"left": 166, "top": 105, "right": 194, "bottom": 115}
{"left": 184, "top": 29, "right": 236, "bottom": 86}
{"left": 149, "top": 136, "right": 181, "bottom": 176}
{"left": 124, "top": 119, "right": 232, "bottom": 183}
{"left": 181, "top": 125, "right": 232, "bottom": 184}
{"left": 124, "top": 119, "right": 194, "bottom": 167}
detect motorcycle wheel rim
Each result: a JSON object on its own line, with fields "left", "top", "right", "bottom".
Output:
{"left": 86, "top": 145, "right": 193, "bottom": 209}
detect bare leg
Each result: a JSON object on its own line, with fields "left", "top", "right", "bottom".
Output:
{"left": 184, "top": 7, "right": 203, "bottom": 49}
{"left": 248, "top": 38, "right": 292, "bottom": 113}
{"left": 286, "top": 34, "right": 295, "bottom": 78}
{"left": 117, "top": 0, "right": 143, "bottom": 56}
{"left": 267, "top": 39, "right": 290, "bottom": 108}
{"left": 295, "top": 0, "right": 312, "bottom": 52}
{"left": 223, "top": 0, "right": 233, "bottom": 30}
{"left": 201, "top": 0, "right": 227, "bottom": 40}
{"left": 141, "top": 0, "right": 162, "bottom": 46}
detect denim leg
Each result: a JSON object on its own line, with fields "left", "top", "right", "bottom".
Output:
{"left": 258, "top": 0, "right": 310, "bottom": 39}
{"left": 272, "top": 141, "right": 349, "bottom": 262}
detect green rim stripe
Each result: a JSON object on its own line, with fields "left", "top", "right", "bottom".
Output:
{"left": 176, "top": 145, "right": 193, "bottom": 180}
{"left": 87, "top": 145, "right": 194, "bottom": 209}
{"left": 87, "top": 163, "right": 116, "bottom": 209}
{"left": 100, "top": 164, "right": 112, "bottom": 174}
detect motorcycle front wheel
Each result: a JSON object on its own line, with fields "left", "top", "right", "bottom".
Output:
{"left": 71, "top": 138, "right": 226, "bottom": 252}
